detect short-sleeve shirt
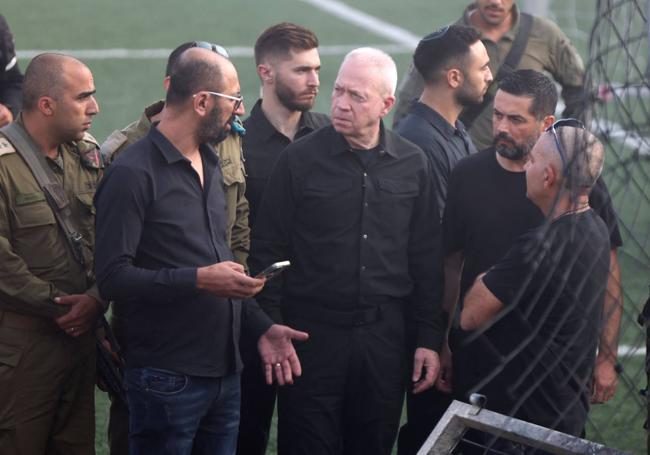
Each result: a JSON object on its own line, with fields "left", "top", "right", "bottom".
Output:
{"left": 443, "top": 148, "right": 622, "bottom": 303}
{"left": 480, "top": 210, "right": 610, "bottom": 435}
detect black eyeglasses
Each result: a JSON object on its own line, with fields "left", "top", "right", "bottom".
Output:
{"left": 545, "top": 118, "right": 584, "bottom": 176}
{"left": 421, "top": 25, "right": 450, "bottom": 42}
{"left": 192, "top": 41, "right": 229, "bottom": 59}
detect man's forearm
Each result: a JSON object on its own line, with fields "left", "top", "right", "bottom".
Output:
{"left": 598, "top": 249, "right": 623, "bottom": 363}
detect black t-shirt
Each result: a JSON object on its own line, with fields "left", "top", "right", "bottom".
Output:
{"left": 481, "top": 210, "right": 610, "bottom": 436}
{"left": 443, "top": 148, "right": 622, "bottom": 301}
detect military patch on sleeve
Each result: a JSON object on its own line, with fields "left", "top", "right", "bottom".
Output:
{"left": 100, "top": 130, "right": 128, "bottom": 164}
{"left": 0, "top": 136, "right": 16, "bottom": 157}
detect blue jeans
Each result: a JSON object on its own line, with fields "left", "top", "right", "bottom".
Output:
{"left": 124, "top": 367, "right": 240, "bottom": 455}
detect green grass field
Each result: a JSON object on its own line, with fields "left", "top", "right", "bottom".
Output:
{"left": 5, "top": 0, "right": 648, "bottom": 453}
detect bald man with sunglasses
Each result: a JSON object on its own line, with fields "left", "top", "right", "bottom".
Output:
{"left": 460, "top": 123, "right": 610, "bottom": 437}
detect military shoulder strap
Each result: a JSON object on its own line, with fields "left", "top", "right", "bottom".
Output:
{"left": 0, "top": 122, "right": 86, "bottom": 267}
{"left": 459, "top": 12, "right": 534, "bottom": 129}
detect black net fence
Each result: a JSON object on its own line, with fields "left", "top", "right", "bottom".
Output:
{"left": 447, "top": 1, "right": 649, "bottom": 454}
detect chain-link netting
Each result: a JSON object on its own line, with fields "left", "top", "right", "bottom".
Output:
{"left": 442, "top": 1, "right": 649, "bottom": 454}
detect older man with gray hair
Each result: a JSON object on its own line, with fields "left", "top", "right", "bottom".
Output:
{"left": 249, "top": 47, "right": 445, "bottom": 455}
{"left": 461, "top": 122, "right": 610, "bottom": 437}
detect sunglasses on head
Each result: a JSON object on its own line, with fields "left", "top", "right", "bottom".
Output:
{"left": 545, "top": 118, "right": 585, "bottom": 176}
{"left": 192, "top": 41, "right": 229, "bottom": 59}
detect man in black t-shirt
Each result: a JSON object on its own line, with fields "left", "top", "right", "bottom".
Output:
{"left": 461, "top": 124, "right": 610, "bottom": 436}
{"left": 441, "top": 71, "right": 623, "bottom": 414}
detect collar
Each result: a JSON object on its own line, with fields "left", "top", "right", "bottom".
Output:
{"left": 411, "top": 101, "right": 469, "bottom": 139}
{"left": 328, "top": 121, "right": 396, "bottom": 159}
{"left": 461, "top": 2, "right": 521, "bottom": 42}
{"left": 144, "top": 100, "right": 165, "bottom": 121}
{"left": 247, "top": 99, "right": 321, "bottom": 141}
{"left": 147, "top": 124, "right": 217, "bottom": 166}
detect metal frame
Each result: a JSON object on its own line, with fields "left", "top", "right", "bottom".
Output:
{"left": 417, "top": 400, "right": 630, "bottom": 455}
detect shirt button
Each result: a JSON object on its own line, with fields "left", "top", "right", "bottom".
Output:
{"left": 362, "top": 234, "right": 368, "bottom": 239}
{"left": 361, "top": 265, "right": 366, "bottom": 271}
{"left": 363, "top": 172, "right": 368, "bottom": 177}
{"left": 364, "top": 202, "right": 368, "bottom": 207}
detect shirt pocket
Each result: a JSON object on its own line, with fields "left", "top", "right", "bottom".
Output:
{"left": 299, "top": 179, "right": 355, "bottom": 233}
{"left": 11, "top": 199, "right": 63, "bottom": 270}
{"left": 376, "top": 178, "right": 419, "bottom": 230}
{"left": 221, "top": 160, "right": 245, "bottom": 187}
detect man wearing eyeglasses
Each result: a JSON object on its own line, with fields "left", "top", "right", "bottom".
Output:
{"left": 100, "top": 41, "right": 252, "bottom": 455}
{"left": 437, "top": 69, "right": 623, "bottom": 451}
{"left": 460, "top": 123, "right": 610, "bottom": 438}
{"left": 238, "top": 22, "right": 329, "bottom": 455}
{"left": 94, "top": 46, "right": 308, "bottom": 455}
{"left": 393, "top": 0, "right": 585, "bottom": 151}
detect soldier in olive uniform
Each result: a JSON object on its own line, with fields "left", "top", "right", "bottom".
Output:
{"left": 99, "top": 42, "right": 250, "bottom": 455}
{"left": 0, "top": 53, "right": 103, "bottom": 454}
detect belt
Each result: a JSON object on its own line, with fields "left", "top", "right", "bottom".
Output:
{"left": 285, "top": 304, "right": 383, "bottom": 327}
{"left": 0, "top": 309, "right": 60, "bottom": 332}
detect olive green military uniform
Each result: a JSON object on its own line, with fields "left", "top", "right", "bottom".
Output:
{"left": 101, "top": 100, "right": 250, "bottom": 267}
{"left": 392, "top": 3, "right": 585, "bottom": 150}
{"left": 100, "top": 101, "right": 251, "bottom": 455}
{"left": 0, "top": 121, "right": 103, "bottom": 455}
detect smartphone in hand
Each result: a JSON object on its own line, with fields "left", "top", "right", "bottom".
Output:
{"left": 255, "top": 261, "right": 291, "bottom": 280}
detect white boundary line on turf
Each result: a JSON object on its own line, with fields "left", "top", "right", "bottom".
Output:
{"left": 16, "top": 44, "right": 413, "bottom": 60}
{"left": 299, "top": 0, "right": 420, "bottom": 47}
{"left": 619, "top": 344, "right": 646, "bottom": 357}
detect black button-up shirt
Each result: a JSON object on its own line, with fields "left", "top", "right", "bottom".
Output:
{"left": 396, "top": 101, "right": 477, "bottom": 216}
{"left": 94, "top": 126, "right": 271, "bottom": 377}
{"left": 250, "top": 124, "right": 444, "bottom": 350}
{"left": 243, "top": 99, "right": 329, "bottom": 228}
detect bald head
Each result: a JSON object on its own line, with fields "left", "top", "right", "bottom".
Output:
{"left": 543, "top": 126, "right": 604, "bottom": 191}
{"left": 23, "top": 53, "right": 87, "bottom": 111}
{"left": 166, "top": 47, "right": 234, "bottom": 107}
{"left": 341, "top": 47, "right": 397, "bottom": 97}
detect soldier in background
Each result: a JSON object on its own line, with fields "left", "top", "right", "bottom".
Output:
{"left": 392, "top": 0, "right": 585, "bottom": 150}
{"left": 0, "top": 14, "right": 24, "bottom": 127}
{"left": 0, "top": 53, "right": 103, "bottom": 455}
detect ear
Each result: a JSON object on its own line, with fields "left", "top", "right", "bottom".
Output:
{"left": 540, "top": 114, "right": 555, "bottom": 132}
{"left": 257, "top": 63, "right": 273, "bottom": 84}
{"left": 447, "top": 68, "right": 463, "bottom": 89}
{"left": 543, "top": 163, "right": 558, "bottom": 189}
{"left": 162, "top": 75, "right": 171, "bottom": 92}
{"left": 192, "top": 92, "right": 210, "bottom": 116}
{"left": 380, "top": 94, "right": 396, "bottom": 117}
{"left": 38, "top": 96, "right": 55, "bottom": 117}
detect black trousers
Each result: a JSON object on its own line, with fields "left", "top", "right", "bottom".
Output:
{"left": 237, "top": 334, "right": 277, "bottom": 455}
{"left": 396, "top": 317, "right": 452, "bottom": 455}
{"left": 277, "top": 305, "right": 407, "bottom": 455}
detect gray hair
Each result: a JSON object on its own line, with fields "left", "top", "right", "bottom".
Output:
{"left": 342, "top": 47, "right": 398, "bottom": 96}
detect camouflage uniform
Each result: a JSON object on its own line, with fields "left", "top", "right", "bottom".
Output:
{"left": 0, "top": 120, "right": 103, "bottom": 455}
{"left": 392, "top": 3, "right": 585, "bottom": 150}
{"left": 100, "top": 101, "right": 250, "bottom": 455}
{"left": 101, "top": 100, "right": 250, "bottom": 267}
